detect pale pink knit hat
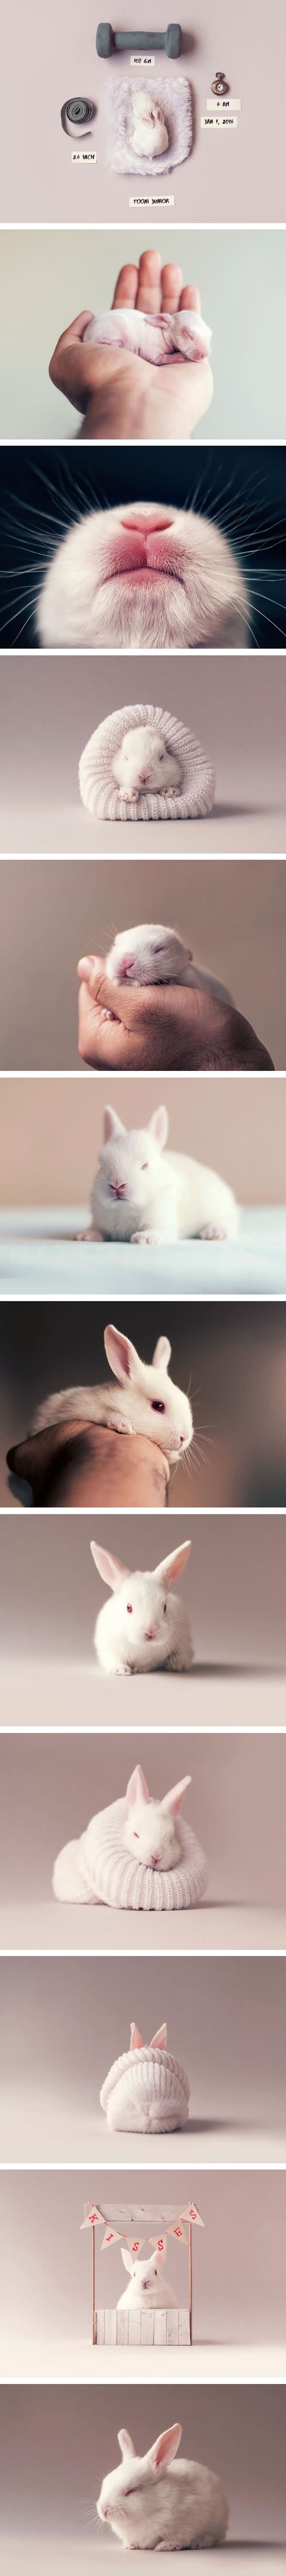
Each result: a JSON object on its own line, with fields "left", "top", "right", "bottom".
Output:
{"left": 79, "top": 702, "right": 215, "bottom": 823}
{"left": 100, "top": 2023, "right": 190, "bottom": 2133}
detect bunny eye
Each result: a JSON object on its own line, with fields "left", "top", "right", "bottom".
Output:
{"left": 141, "top": 1161, "right": 148, "bottom": 1170}
{"left": 152, "top": 1399, "right": 166, "bottom": 1414}
{"left": 133, "top": 1830, "right": 139, "bottom": 1839}
{"left": 127, "top": 1602, "right": 133, "bottom": 1614}
{"left": 163, "top": 1603, "right": 167, "bottom": 1614}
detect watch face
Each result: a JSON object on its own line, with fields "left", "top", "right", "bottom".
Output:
{"left": 66, "top": 97, "right": 92, "bottom": 121}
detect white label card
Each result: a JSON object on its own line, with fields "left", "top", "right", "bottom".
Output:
{"left": 72, "top": 148, "right": 97, "bottom": 159}
{"left": 131, "top": 54, "right": 155, "bottom": 66}
{"left": 129, "top": 192, "right": 175, "bottom": 205}
{"left": 201, "top": 114, "right": 237, "bottom": 128}
{"left": 206, "top": 97, "right": 241, "bottom": 111}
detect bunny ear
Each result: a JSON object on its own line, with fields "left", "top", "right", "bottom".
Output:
{"left": 118, "top": 2429, "right": 136, "bottom": 2460}
{"left": 147, "top": 2425, "right": 182, "bottom": 2480}
{"left": 121, "top": 2249, "right": 133, "bottom": 2276}
{"left": 130, "top": 2022, "right": 143, "bottom": 2052}
{"left": 154, "top": 1541, "right": 191, "bottom": 1589}
{"left": 148, "top": 1107, "right": 169, "bottom": 1151}
{"left": 90, "top": 1541, "right": 129, "bottom": 1590}
{"left": 186, "top": 946, "right": 194, "bottom": 961}
{"left": 162, "top": 1775, "right": 191, "bottom": 1818}
{"left": 152, "top": 1336, "right": 171, "bottom": 1372}
{"left": 104, "top": 1325, "right": 141, "bottom": 1385}
{"left": 150, "top": 2024, "right": 167, "bottom": 2051}
{"left": 102, "top": 1106, "right": 126, "bottom": 1142}
{"left": 126, "top": 1766, "right": 150, "bottom": 1809}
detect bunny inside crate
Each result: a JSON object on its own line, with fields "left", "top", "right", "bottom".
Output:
{"left": 81, "top": 2192, "right": 204, "bottom": 2348}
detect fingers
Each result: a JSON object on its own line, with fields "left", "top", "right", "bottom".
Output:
{"left": 161, "top": 262, "right": 183, "bottom": 313}
{"left": 49, "top": 311, "right": 93, "bottom": 384}
{"left": 112, "top": 263, "right": 140, "bottom": 309}
{"left": 136, "top": 248, "right": 163, "bottom": 311}
{"left": 178, "top": 284, "right": 201, "bottom": 314}
{"left": 77, "top": 956, "right": 122, "bottom": 1017}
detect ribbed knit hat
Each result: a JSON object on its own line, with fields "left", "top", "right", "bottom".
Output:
{"left": 79, "top": 702, "right": 214, "bottom": 823}
{"left": 100, "top": 2041, "right": 190, "bottom": 2133}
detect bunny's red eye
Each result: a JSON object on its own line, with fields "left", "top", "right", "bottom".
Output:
{"left": 152, "top": 1399, "right": 166, "bottom": 1414}
{"left": 127, "top": 1603, "right": 133, "bottom": 1613}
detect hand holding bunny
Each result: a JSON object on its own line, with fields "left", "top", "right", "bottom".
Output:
{"left": 30, "top": 1323, "right": 193, "bottom": 1463}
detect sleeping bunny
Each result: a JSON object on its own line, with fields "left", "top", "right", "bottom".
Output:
{"left": 52, "top": 1763, "right": 207, "bottom": 1908}
{"left": 106, "top": 920, "right": 234, "bottom": 1005}
{"left": 117, "top": 2243, "right": 177, "bottom": 2311}
{"left": 91, "top": 1538, "right": 194, "bottom": 1673}
{"left": 129, "top": 89, "right": 169, "bottom": 156}
{"left": 29, "top": 1323, "right": 193, "bottom": 1463}
{"left": 112, "top": 726, "right": 182, "bottom": 801}
{"left": 83, "top": 307, "right": 212, "bottom": 366}
{"left": 81, "top": 1103, "right": 238, "bottom": 1246}
{"left": 98, "top": 2421, "right": 229, "bottom": 2549}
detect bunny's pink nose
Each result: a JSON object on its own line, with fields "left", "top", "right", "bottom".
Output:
{"left": 145, "top": 1628, "right": 155, "bottom": 1639}
{"left": 119, "top": 953, "right": 134, "bottom": 976}
{"left": 110, "top": 1181, "right": 127, "bottom": 1198}
{"left": 151, "top": 1853, "right": 160, "bottom": 1867}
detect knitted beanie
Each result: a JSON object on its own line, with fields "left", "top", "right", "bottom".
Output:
{"left": 79, "top": 702, "right": 215, "bottom": 823}
{"left": 53, "top": 1796, "right": 207, "bottom": 1912}
{"left": 100, "top": 2042, "right": 190, "bottom": 2133}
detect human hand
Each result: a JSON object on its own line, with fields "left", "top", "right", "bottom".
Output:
{"left": 7, "top": 1424, "right": 170, "bottom": 1509}
{"left": 49, "top": 247, "right": 213, "bottom": 443}
{"left": 77, "top": 957, "right": 274, "bottom": 1072}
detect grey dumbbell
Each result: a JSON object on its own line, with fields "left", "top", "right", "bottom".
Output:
{"left": 96, "top": 23, "right": 181, "bottom": 56}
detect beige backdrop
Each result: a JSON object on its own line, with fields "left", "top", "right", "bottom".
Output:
{"left": 0, "top": 1074, "right": 285, "bottom": 1205}
{"left": 0, "top": 860, "right": 285, "bottom": 1070}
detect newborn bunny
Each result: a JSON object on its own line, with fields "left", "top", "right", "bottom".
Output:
{"left": 37, "top": 499, "right": 250, "bottom": 651}
{"left": 112, "top": 725, "right": 182, "bottom": 802}
{"left": 106, "top": 921, "right": 234, "bottom": 1006}
{"left": 98, "top": 2421, "right": 229, "bottom": 2549}
{"left": 82, "top": 1103, "right": 238, "bottom": 1246}
{"left": 129, "top": 89, "right": 169, "bottom": 155}
{"left": 91, "top": 1538, "right": 194, "bottom": 1672}
{"left": 30, "top": 1323, "right": 193, "bottom": 1463}
{"left": 118, "top": 2243, "right": 176, "bottom": 2310}
{"left": 83, "top": 306, "right": 212, "bottom": 365}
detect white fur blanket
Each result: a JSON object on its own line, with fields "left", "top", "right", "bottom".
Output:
{"left": 105, "top": 73, "right": 192, "bottom": 176}
{"left": 79, "top": 702, "right": 215, "bottom": 823}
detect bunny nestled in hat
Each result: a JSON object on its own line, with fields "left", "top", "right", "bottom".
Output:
{"left": 100, "top": 2018, "right": 190, "bottom": 2132}
{"left": 98, "top": 2420, "right": 228, "bottom": 2548}
{"left": 53, "top": 1759, "right": 207, "bottom": 1911}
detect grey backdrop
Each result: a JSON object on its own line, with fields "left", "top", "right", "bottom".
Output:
{"left": 0, "top": 2385, "right": 285, "bottom": 2541}
{"left": 2, "top": 228, "right": 286, "bottom": 445}
{"left": 0, "top": 2167, "right": 286, "bottom": 2356}
{"left": 0, "top": 1513, "right": 285, "bottom": 1665}
{"left": 1, "top": 1730, "right": 286, "bottom": 1910}
{"left": 0, "top": 1955, "right": 285, "bottom": 2164}
{"left": 0, "top": 655, "right": 286, "bottom": 855}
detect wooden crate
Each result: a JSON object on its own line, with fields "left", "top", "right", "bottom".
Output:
{"left": 94, "top": 2308, "right": 191, "bottom": 2345}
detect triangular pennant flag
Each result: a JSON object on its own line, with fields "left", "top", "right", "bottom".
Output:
{"left": 167, "top": 2220, "right": 187, "bottom": 2243}
{"left": 181, "top": 2202, "right": 204, "bottom": 2229}
{"left": 149, "top": 2234, "right": 167, "bottom": 2258}
{"left": 126, "top": 2236, "right": 144, "bottom": 2257}
{"left": 80, "top": 2203, "right": 103, "bottom": 2231}
{"left": 101, "top": 2226, "right": 123, "bottom": 2250}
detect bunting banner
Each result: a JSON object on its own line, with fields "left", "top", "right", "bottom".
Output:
{"left": 81, "top": 2200, "right": 204, "bottom": 2239}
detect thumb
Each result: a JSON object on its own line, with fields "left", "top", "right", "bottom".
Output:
{"left": 77, "top": 957, "right": 122, "bottom": 1017}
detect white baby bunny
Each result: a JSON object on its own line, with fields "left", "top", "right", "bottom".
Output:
{"left": 83, "top": 308, "right": 212, "bottom": 366}
{"left": 112, "top": 726, "right": 182, "bottom": 802}
{"left": 122, "top": 1764, "right": 192, "bottom": 1863}
{"left": 30, "top": 1323, "right": 193, "bottom": 1462}
{"left": 106, "top": 920, "right": 234, "bottom": 1006}
{"left": 91, "top": 1540, "right": 193, "bottom": 1674}
{"left": 82, "top": 1104, "right": 238, "bottom": 1247}
{"left": 98, "top": 2421, "right": 229, "bottom": 2549}
{"left": 130, "top": 89, "right": 169, "bottom": 156}
{"left": 118, "top": 2243, "right": 177, "bottom": 2311}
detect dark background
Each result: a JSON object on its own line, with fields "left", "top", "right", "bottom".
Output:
{"left": 0, "top": 445, "right": 285, "bottom": 647}
{"left": 2, "top": 1299, "right": 286, "bottom": 1508}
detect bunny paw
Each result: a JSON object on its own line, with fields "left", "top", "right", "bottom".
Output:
{"left": 131, "top": 1229, "right": 163, "bottom": 1246}
{"left": 106, "top": 1414, "right": 135, "bottom": 1435}
{"left": 199, "top": 1223, "right": 227, "bottom": 1240}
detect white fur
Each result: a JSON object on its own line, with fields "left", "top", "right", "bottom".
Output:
{"left": 37, "top": 499, "right": 250, "bottom": 651}
{"left": 130, "top": 90, "right": 169, "bottom": 154}
{"left": 118, "top": 2245, "right": 176, "bottom": 2311}
{"left": 53, "top": 1766, "right": 207, "bottom": 1910}
{"left": 79, "top": 702, "right": 214, "bottom": 824}
{"left": 112, "top": 726, "right": 181, "bottom": 801}
{"left": 98, "top": 2421, "right": 229, "bottom": 2548}
{"left": 84, "top": 1104, "right": 238, "bottom": 1249}
{"left": 84, "top": 306, "right": 211, "bottom": 365}
{"left": 91, "top": 1541, "right": 193, "bottom": 1676}
{"left": 30, "top": 1323, "right": 193, "bottom": 1462}
{"left": 106, "top": 920, "right": 233, "bottom": 1004}
{"left": 123, "top": 1763, "right": 192, "bottom": 1863}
